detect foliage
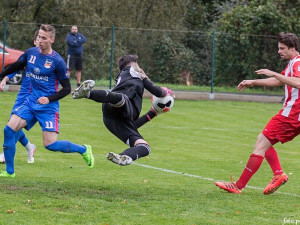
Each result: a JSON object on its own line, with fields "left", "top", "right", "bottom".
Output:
{"left": 150, "top": 34, "right": 205, "bottom": 84}
{"left": 214, "top": 1, "right": 290, "bottom": 85}
{"left": 0, "top": 0, "right": 300, "bottom": 86}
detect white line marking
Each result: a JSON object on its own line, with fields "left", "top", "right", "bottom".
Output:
{"left": 133, "top": 162, "right": 300, "bottom": 198}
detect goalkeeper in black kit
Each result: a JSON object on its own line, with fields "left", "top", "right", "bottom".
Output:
{"left": 72, "top": 54, "right": 174, "bottom": 166}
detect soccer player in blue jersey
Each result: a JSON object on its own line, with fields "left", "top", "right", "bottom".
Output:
{"left": 0, "top": 24, "right": 94, "bottom": 178}
{"left": 0, "top": 30, "right": 40, "bottom": 164}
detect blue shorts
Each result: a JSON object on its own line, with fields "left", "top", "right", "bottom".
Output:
{"left": 13, "top": 98, "right": 60, "bottom": 132}
{"left": 12, "top": 92, "right": 29, "bottom": 112}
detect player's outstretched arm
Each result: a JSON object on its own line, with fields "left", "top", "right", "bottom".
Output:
{"left": 0, "top": 59, "right": 25, "bottom": 80}
{"left": 143, "top": 78, "right": 174, "bottom": 98}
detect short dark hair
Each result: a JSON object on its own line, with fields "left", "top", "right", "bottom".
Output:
{"left": 118, "top": 54, "right": 138, "bottom": 71}
{"left": 278, "top": 32, "right": 299, "bottom": 51}
{"left": 34, "top": 30, "right": 39, "bottom": 41}
{"left": 40, "top": 24, "right": 56, "bottom": 38}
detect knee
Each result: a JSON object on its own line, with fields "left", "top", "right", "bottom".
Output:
{"left": 4, "top": 125, "right": 15, "bottom": 138}
{"left": 134, "top": 140, "right": 151, "bottom": 154}
{"left": 253, "top": 133, "right": 271, "bottom": 156}
{"left": 256, "top": 133, "right": 264, "bottom": 142}
{"left": 134, "top": 139, "right": 149, "bottom": 147}
{"left": 45, "top": 141, "right": 59, "bottom": 151}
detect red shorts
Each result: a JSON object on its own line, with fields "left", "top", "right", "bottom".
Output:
{"left": 262, "top": 112, "right": 300, "bottom": 145}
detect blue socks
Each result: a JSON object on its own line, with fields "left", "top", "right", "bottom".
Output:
{"left": 45, "top": 140, "right": 86, "bottom": 154}
{"left": 3, "top": 125, "right": 16, "bottom": 175}
{"left": 14, "top": 129, "right": 29, "bottom": 146}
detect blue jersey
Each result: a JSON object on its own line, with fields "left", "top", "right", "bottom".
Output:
{"left": 7, "top": 71, "right": 31, "bottom": 111}
{"left": 19, "top": 47, "right": 69, "bottom": 109}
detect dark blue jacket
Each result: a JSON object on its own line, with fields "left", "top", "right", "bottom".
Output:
{"left": 66, "top": 32, "right": 86, "bottom": 55}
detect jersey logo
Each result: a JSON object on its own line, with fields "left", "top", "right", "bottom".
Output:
{"left": 34, "top": 67, "right": 40, "bottom": 75}
{"left": 44, "top": 59, "right": 53, "bottom": 69}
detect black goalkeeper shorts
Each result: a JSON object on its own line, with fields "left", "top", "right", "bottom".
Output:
{"left": 102, "top": 96, "right": 143, "bottom": 147}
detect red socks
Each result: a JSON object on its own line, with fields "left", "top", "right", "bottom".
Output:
{"left": 235, "top": 147, "right": 283, "bottom": 189}
{"left": 264, "top": 147, "right": 283, "bottom": 176}
{"left": 236, "top": 154, "right": 264, "bottom": 189}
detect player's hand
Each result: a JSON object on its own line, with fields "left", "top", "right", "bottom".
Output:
{"left": 162, "top": 87, "right": 175, "bottom": 98}
{"left": 0, "top": 80, "right": 6, "bottom": 92}
{"left": 37, "top": 97, "right": 50, "bottom": 105}
{"left": 237, "top": 80, "right": 254, "bottom": 92}
{"left": 0, "top": 76, "right": 9, "bottom": 92}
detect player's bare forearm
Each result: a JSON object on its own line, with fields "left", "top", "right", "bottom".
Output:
{"left": 253, "top": 77, "right": 282, "bottom": 87}
{"left": 255, "top": 69, "right": 300, "bottom": 88}
{"left": 272, "top": 74, "right": 300, "bottom": 89}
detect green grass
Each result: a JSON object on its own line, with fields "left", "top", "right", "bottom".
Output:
{"left": 0, "top": 92, "right": 299, "bottom": 225}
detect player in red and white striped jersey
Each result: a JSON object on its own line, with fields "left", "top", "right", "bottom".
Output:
{"left": 216, "top": 32, "right": 300, "bottom": 195}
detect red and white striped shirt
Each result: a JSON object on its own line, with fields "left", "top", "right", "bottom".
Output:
{"left": 281, "top": 54, "right": 300, "bottom": 120}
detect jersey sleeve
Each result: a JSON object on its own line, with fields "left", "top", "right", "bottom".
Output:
{"left": 6, "top": 51, "right": 26, "bottom": 79}
{"left": 293, "top": 60, "right": 300, "bottom": 78}
{"left": 0, "top": 53, "right": 27, "bottom": 79}
{"left": 143, "top": 78, "right": 165, "bottom": 97}
{"left": 6, "top": 72, "right": 17, "bottom": 79}
{"left": 55, "top": 59, "right": 69, "bottom": 81}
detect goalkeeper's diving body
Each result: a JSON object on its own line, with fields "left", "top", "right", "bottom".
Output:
{"left": 72, "top": 54, "right": 174, "bottom": 166}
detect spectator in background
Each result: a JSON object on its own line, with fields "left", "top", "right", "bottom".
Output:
{"left": 66, "top": 25, "right": 86, "bottom": 87}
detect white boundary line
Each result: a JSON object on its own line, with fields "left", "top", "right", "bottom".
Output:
{"left": 133, "top": 162, "right": 300, "bottom": 198}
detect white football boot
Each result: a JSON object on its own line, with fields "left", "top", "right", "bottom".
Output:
{"left": 27, "top": 144, "right": 36, "bottom": 163}
{"left": 0, "top": 153, "right": 5, "bottom": 164}
{"left": 106, "top": 152, "right": 132, "bottom": 166}
{"left": 72, "top": 80, "right": 95, "bottom": 99}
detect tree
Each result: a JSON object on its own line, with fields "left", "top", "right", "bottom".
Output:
{"left": 214, "top": 0, "right": 291, "bottom": 85}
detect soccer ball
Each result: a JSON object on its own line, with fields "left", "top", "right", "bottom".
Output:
{"left": 0, "top": 153, "right": 5, "bottom": 164}
{"left": 151, "top": 95, "right": 174, "bottom": 113}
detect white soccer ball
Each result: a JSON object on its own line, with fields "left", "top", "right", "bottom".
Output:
{"left": 151, "top": 95, "right": 174, "bottom": 113}
{"left": 0, "top": 153, "right": 5, "bottom": 164}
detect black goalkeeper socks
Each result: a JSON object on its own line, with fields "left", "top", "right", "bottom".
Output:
{"left": 120, "top": 144, "right": 150, "bottom": 160}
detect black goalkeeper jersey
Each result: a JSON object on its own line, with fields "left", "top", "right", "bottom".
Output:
{"left": 112, "top": 66, "right": 144, "bottom": 117}
{"left": 112, "top": 66, "right": 164, "bottom": 120}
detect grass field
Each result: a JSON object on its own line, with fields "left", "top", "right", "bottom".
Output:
{"left": 0, "top": 92, "right": 299, "bottom": 225}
